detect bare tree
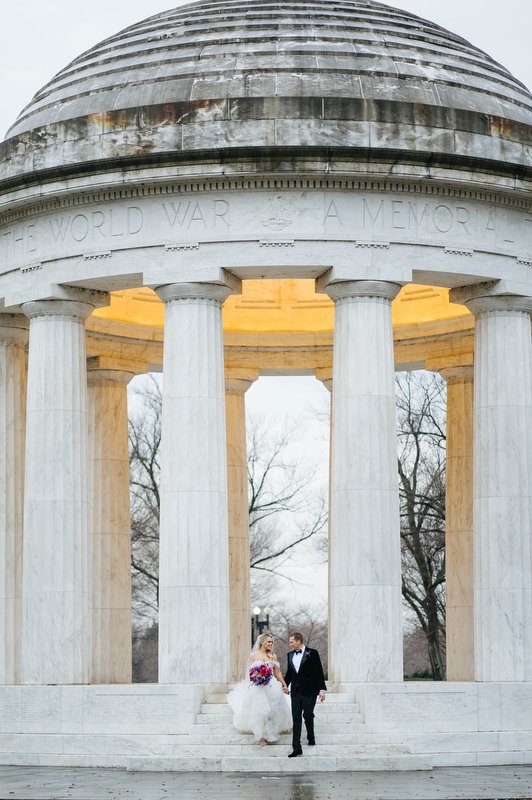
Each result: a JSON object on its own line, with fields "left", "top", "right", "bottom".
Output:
{"left": 129, "top": 375, "right": 161, "bottom": 623}
{"left": 396, "top": 371, "right": 447, "bottom": 680}
{"left": 267, "top": 602, "right": 329, "bottom": 677}
{"left": 248, "top": 419, "right": 328, "bottom": 581}
{"left": 129, "top": 379, "right": 328, "bottom": 626}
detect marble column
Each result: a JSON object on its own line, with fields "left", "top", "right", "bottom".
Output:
{"left": 0, "top": 316, "right": 28, "bottom": 685}
{"left": 324, "top": 280, "right": 403, "bottom": 683}
{"left": 440, "top": 366, "right": 474, "bottom": 682}
{"left": 21, "top": 297, "right": 98, "bottom": 684}
{"left": 225, "top": 368, "right": 258, "bottom": 682}
{"left": 87, "top": 363, "right": 134, "bottom": 684}
{"left": 451, "top": 291, "right": 532, "bottom": 681}
{"left": 155, "top": 282, "right": 233, "bottom": 685}
{"left": 315, "top": 367, "right": 333, "bottom": 680}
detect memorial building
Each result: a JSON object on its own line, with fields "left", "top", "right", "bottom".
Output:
{"left": 0, "top": 0, "right": 531, "bottom": 771}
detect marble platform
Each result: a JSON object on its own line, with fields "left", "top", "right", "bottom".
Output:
{"left": 0, "top": 683, "right": 531, "bottom": 772}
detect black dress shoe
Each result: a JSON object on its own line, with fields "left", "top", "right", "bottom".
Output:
{"left": 307, "top": 739, "right": 316, "bottom": 746}
{"left": 288, "top": 749, "right": 303, "bottom": 758}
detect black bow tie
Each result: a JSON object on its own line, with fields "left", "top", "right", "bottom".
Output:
{"left": 294, "top": 650, "right": 303, "bottom": 655}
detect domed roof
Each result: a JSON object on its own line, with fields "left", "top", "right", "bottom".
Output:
{"left": 9, "top": 0, "right": 532, "bottom": 136}
{"left": 2, "top": 0, "right": 532, "bottom": 179}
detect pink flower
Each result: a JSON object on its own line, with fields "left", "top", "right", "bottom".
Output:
{"left": 249, "top": 663, "right": 273, "bottom": 686}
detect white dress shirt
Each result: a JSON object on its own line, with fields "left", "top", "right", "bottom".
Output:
{"left": 291, "top": 645, "right": 305, "bottom": 673}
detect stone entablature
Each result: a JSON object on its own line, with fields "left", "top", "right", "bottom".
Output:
{"left": 1, "top": 183, "right": 531, "bottom": 311}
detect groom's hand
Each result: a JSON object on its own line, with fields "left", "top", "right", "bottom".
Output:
{"left": 283, "top": 687, "right": 290, "bottom": 695}
{"left": 319, "top": 691, "right": 326, "bottom": 702}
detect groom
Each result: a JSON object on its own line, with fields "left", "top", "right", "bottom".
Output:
{"left": 284, "top": 632, "right": 327, "bottom": 758}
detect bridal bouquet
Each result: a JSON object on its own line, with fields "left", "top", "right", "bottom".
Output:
{"left": 249, "top": 663, "right": 273, "bottom": 686}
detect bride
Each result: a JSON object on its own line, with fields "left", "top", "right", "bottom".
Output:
{"left": 228, "top": 632, "right": 292, "bottom": 744}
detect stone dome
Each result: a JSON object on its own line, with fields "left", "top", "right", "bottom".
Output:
{"left": 2, "top": 0, "right": 532, "bottom": 181}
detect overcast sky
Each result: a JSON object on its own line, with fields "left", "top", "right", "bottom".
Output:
{"left": 1, "top": 0, "right": 531, "bottom": 140}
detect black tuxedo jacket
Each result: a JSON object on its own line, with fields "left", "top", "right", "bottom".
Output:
{"left": 284, "top": 647, "right": 327, "bottom": 696}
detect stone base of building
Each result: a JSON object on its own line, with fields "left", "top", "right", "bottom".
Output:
{"left": 0, "top": 682, "right": 530, "bottom": 772}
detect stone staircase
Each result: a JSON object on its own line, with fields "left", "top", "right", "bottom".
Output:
{"left": 0, "top": 687, "right": 433, "bottom": 772}
{"left": 145, "top": 689, "right": 433, "bottom": 772}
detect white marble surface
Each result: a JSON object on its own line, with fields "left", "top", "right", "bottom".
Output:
{"left": 225, "top": 371, "right": 257, "bottom": 682}
{"left": 0, "top": 316, "right": 27, "bottom": 685}
{"left": 451, "top": 292, "right": 532, "bottom": 682}
{"left": 155, "top": 282, "right": 234, "bottom": 684}
{"left": 325, "top": 281, "right": 403, "bottom": 682}
{"left": 2, "top": 188, "right": 532, "bottom": 303}
{"left": 20, "top": 297, "right": 97, "bottom": 684}
{"left": 87, "top": 368, "right": 133, "bottom": 684}
{"left": 0, "top": 682, "right": 531, "bottom": 771}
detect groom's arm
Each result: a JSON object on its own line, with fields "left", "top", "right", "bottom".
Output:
{"left": 313, "top": 650, "right": 327, "bottom": 692}
{"left": 284, "top": 656, "right": 292, "bottom": 687}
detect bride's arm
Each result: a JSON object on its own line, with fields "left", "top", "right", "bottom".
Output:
{"left": 273, "top": 663, "right": 288, "bottom": 690}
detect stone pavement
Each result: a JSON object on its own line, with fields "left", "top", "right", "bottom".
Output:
{"left": 0, "top": 766, "right": 531, "bottom": 800}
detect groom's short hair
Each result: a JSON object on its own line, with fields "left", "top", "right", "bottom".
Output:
{"left": 291, "top": 632, "right": 304, "bottom": 643}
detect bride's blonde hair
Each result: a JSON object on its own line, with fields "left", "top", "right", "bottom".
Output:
{"left": 254, "top": 632, "right": 274, "bottom": 654}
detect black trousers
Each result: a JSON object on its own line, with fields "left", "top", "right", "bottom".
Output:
{"left": 290, "top": 688, "right": 317, "bottom": 749}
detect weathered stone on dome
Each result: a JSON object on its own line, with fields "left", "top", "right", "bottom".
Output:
{"left": 2, "top": 0, "right": 532, "bottom": 183}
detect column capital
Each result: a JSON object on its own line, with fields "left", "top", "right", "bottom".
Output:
{"left": 439, "top": 366, "right": 474, "bottom": 385}
{"left": 425, "top": 354, "right": 474, "bottom": 375}
{"left": 450, "top": 284, "right": 532, "bottom": 316}
{"left": 22, "top": 299, "right": 96, "bottom": 321}
{"left": 321, "top": 280, "right": 402, "bottom": 304}
{"left": 0, "top": 314, "right": 29, "bottom": 345}
{"left": 315, "top": 366, "right": 333, "bottom": 392}
{"left": 87, "top": 355, "right": 146, "bottom": 383}
{"left": 20, "top": 288, "right": 108, "bottom": 321}
{"left": 225, "top": 368, "right": 259, "bottom": 395}
{"left": 155, "top": 281, "right": 237, "bottom": 305}
{"left": 87, "top": 369, "right": 135, "bottom": 387}
{"left": 6, "top": 286, "right": 108, "bottom": 314}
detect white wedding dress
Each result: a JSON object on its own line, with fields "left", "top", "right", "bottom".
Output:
{"left": 228, "top": 659, "right": 292, "bottom": 742}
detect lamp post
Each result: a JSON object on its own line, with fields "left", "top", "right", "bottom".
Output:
{"left": 251, "top": 605, "right": 271, "bottom": 644}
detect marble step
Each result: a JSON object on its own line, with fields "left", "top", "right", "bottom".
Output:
{"left": 193, "top": 719, "right": 366, "bottom": 733}
{"left": 195, "top": 711, "right": 364, "bottom": 726}
{"left": 184, "top": 731, "right": 366, "bottom": 745}
{"left": 207, "top": 691, "right": 356, "bottom": 704}
{"left": 96, "top": 754, "right": 433, "bottom": 772}
{"left": 164, "top": 743, "right": 415, "bottom": 757}
{"left": 105, "top": 743, "right": 415, "bottom": 758}
{"left": 221, "top": 754, "right": 433, "bottom": 772}
{"left": 200, "top": 700, "right": 366, "bottom": 716}
{"left": 199, "top": 704, "right": 233, "bottom": 715}
{"left": 198, "top": 707, "right": 361, "bottom": 720}
{"left": 0, "top": 753, "right": 434, "bottom": 772}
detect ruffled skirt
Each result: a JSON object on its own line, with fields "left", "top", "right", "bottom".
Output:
{"left": 228, "top": 678, "right": 292, "bottom": 742}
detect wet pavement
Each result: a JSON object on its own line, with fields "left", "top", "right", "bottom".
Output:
{"left": 0, "top": 766, "right": 531, "bottom": 800}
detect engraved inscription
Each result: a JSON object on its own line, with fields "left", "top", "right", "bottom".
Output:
{"left": 324, "top": 199, "right": 343, "bottom": 226}
{"left": 324, "top": 197, "right": 502, "bottom": 238}
{"left": 361, "top": 199, "right": 476, "bottom": 235}
{"left": 1, "top": 190, "right": 531, "bottom": 277}
{"left": 1, "top": 223, "right": 38, "bottom": 261}
{"left": 49, "top": 207, "right": 143, "bottom": 243}
{"left": 161, "top": 199, "right": 229, "bottom": 229}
